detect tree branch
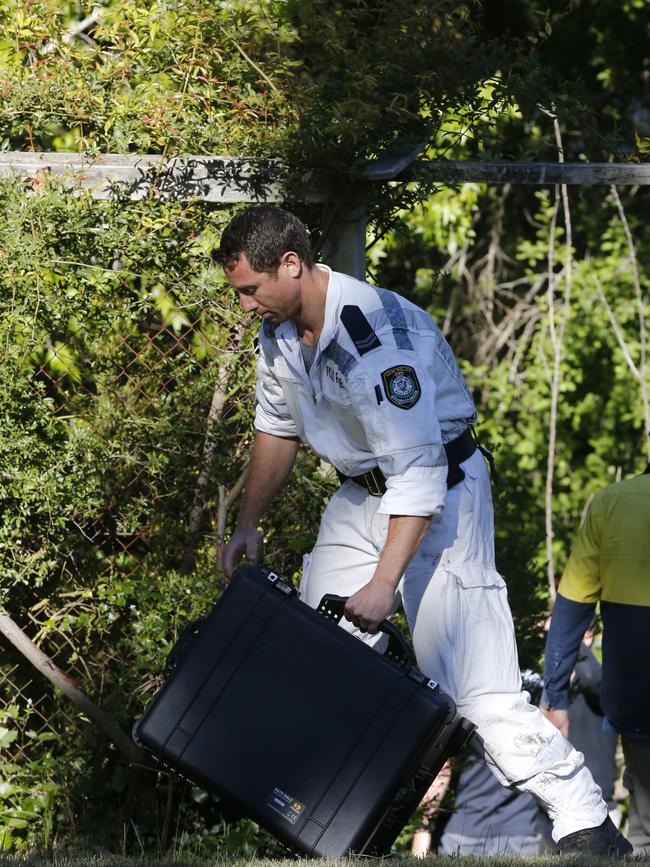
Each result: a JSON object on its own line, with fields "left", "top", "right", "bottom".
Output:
{"left": 541, "top": 107, "right": 573, "bottom": 603}
{"left": 0, "top": 612, "right": 142, "bottom": 764}
{"left": 215, "top": 466, "right": 249, "bottom": 579}
{"left": 609, "top": 186, "right": 650, "bottom": 461}
{"left": 595, "top": 277, "right": 641, "bottom": 381}
{"left": 179, "top": 330, "right": 246, "bottom": 575}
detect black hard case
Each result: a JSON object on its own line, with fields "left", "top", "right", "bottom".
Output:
{"left": 133, "top": 564, "right": 474, "bottom": 857}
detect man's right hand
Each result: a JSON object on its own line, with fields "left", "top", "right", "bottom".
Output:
{"left": 540, "top": 706, "right": 570, "bottom": 738}
{"left": 221, "top": 525, "right": 264, "bottom": 579}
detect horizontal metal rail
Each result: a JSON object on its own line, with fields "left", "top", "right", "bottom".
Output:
{"left": 401, "top": 160, "right": 650, "bottom": 186}
{"left": 3, "top": 153, "right": 650, "bottom": 207}
{"left": 0, "top": 153, "right": 292, "bottom": 202}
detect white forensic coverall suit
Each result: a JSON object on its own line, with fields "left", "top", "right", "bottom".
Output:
{"left": 254, "top": 265, "right": 606, "bottom": 840}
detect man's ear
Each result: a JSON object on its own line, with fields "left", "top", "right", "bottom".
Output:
{"left": 280, "top": 250, "right": 303, "bottom": 278}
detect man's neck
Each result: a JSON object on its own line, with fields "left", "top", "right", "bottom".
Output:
{"left": 295, "top": 264, "right": 329, "bottom": 345}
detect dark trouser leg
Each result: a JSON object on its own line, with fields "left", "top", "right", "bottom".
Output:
{"left": 622, "top": 736, "right": 650, "bottom": 854}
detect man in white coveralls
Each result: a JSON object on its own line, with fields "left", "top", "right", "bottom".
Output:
{"left": 217, "top": 205, "right": 631, "bottom": 856}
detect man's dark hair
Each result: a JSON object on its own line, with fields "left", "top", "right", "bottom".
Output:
{"left": 213, "top": 205, "right": 313, "bottom": 272}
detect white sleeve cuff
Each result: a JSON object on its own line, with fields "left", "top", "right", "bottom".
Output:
{"left": 254, "top": 404, "right": 299, "bottom": 438}
{"left": 377, "top": 466, "right": 448, "bottom": 516}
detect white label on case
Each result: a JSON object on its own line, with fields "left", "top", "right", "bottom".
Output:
{"left": 266, "top": 787, "right": 305, "bottom": 825}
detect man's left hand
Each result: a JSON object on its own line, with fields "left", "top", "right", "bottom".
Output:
{"left": 540, "top": 706, "right": 569, "bottom": 738}
{"left": 344, "top": 580, "right": 397, "bottom": 633}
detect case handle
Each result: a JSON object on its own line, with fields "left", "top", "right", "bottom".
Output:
{"left": 317, "top": 594, "right": 414, "bottom": 669}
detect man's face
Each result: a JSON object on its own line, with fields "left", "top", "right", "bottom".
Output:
{"left": 225, "top": 252, "right": 300, "bottom": 323}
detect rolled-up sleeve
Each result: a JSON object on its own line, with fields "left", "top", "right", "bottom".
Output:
{"left": 253, "top": 348, "right": 299, "bottom": 438}
{"left": 346, "top": 352, "right": 448, "bottom": 516}
{"left": 381, "top": 465, "right": 448, "bottom": 516}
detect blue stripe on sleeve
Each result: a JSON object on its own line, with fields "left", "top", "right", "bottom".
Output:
{"left": 371, "top": 286, "right": 414, "bottom": 351}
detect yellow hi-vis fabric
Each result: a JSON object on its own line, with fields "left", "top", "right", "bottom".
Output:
{"left": 559, "top": 473, "right": 650, "bottom": 607}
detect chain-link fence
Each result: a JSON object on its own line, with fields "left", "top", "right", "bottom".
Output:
{"left": 0, "top": 189, "right": 251, "bottom": 849}
{"left": 0, "top": 186, "right": 329, "bottom": 852}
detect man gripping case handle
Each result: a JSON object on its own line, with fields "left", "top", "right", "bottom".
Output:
{"left": 215, "top": 205, "right": 631, "bottom": 857}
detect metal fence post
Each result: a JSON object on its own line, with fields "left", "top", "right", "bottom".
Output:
{"left": 320, "top": 196, "right": 368, "bottom": 280}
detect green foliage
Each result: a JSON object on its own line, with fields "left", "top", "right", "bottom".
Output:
{"left": 1, "top": 0, "right": 649, "bottom": 856}
{"left": 0, "top": 855, "right": 645, "bottom": 867}
{"left": 373, "top": 176, "right": 650, "bottom": 669}
{"left": 0, "top": 0, "right": 556, "bottom": 232}
{"left": 0, "top": 176, "right": 327, "bottom": 851}
{"left": 0, "top": 0, "right": 295, "bottom": 155}
{"left": 0, "top": 704, "right": 63, "bottom": 851}
{"left": 0, "top": 159, "right": 339, "bottom": 849}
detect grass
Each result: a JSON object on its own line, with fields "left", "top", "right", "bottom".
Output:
{"left": 1, "top": 855, "right": 650, "bottom": 866}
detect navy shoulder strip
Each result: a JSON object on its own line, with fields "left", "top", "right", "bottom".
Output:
{"left": 262, "top": 320, "right": 277, "bottom": 338}
{"left": 340, "top": 305, "right": 382, "bottom": 356}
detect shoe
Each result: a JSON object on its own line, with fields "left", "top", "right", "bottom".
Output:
{"left": 557, "top": 815, "right": 633, "bottom": 856}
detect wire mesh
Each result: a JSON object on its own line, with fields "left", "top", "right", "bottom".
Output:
{"left": 1, "top": 275, "right": 254, "bottom": 848}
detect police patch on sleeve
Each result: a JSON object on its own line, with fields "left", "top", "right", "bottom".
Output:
{"left": 381, "top": 365, "right": 421, "bottom": 409}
